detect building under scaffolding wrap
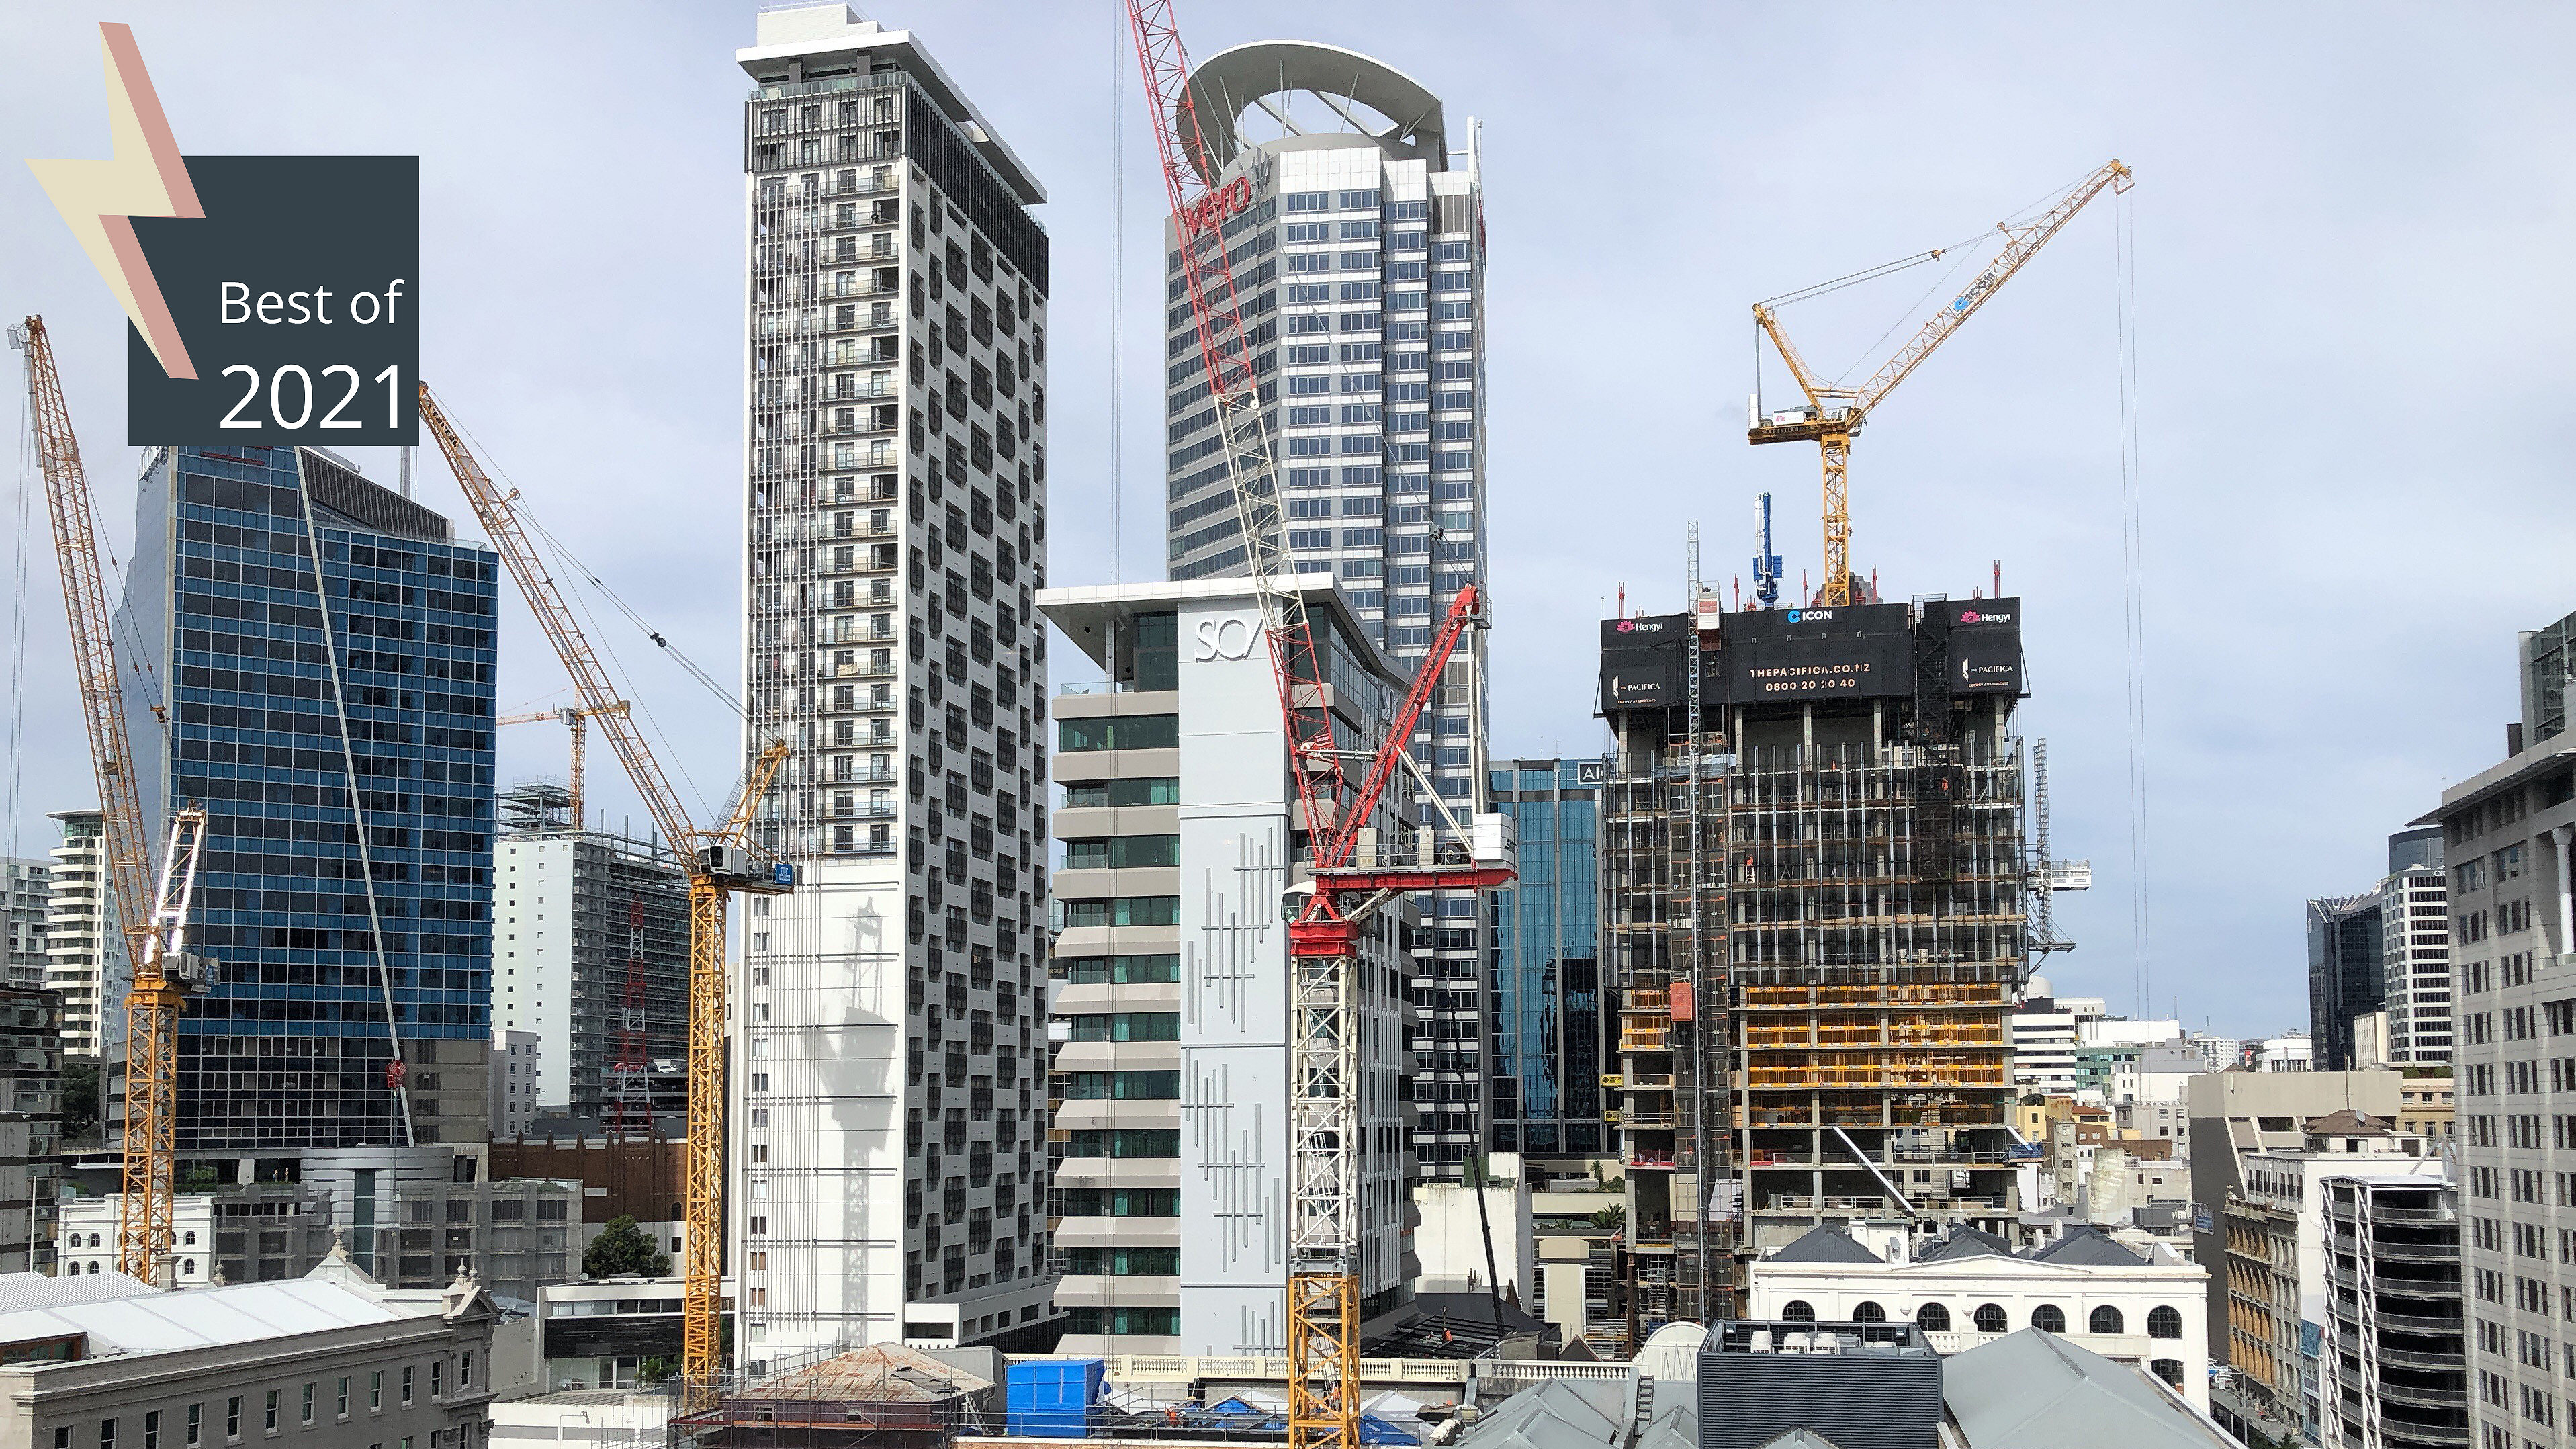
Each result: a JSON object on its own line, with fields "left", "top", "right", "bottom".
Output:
{"left": 1597, "top": 595, "right": 2031, "bottom": 1342}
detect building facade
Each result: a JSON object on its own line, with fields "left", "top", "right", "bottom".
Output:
{"left": 2010, "top": 979, "right": 2108, "bottom": 1098}
{"left": 2382, "top": 827, "right": 2455, "bottom": 1066}
{"left": 0, "top": 986, "right": 63, "bottom": 1273}
{"left": 493, "top": 793, "right": 689, "bottom": 1120}
{"left": 2313, "top": 891, "right": 2389, "bottom": 1073}
{"left": 2, "top": 857, "right": 48, "bottom": 989}
{"left": 44, "top": 811, "right": 110, "bottom": 1064}
{"left": 125, "top": 445, "right": 498, "bottom": 1153}
{"left": 1487, "top": 758, "right": 1607, "bottom": 1162}
{"left": 491, "top": 1029, "right": 541, "bottom": 1139}
{"left": 2320, "top": 1173, "right": 2469, "bottom": 1449}
{"left": 1158, "top": 42, "right": 1492, "bottom": 1180}
{"left": 1599, "top": 597, "right": 2033, "bottom": 1331}
{"left": 2429, "top": 621, "right": 2576, "bottom": 1449}
{"left": 1036, "top": 578, "right": 1419, "bottom": 1355}
{"left": 733, "top": 4, "right": 1053, "bottom": 1356}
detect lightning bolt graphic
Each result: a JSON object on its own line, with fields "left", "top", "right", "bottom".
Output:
{"left": 29, "top": 23, "right": 203, "bottom": 380}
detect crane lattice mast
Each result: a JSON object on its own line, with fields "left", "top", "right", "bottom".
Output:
{"left": 1750, "top": 159, "right": 2134, "bottom": 607}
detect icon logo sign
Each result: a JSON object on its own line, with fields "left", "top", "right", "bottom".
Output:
{"left": 30, "top": 24, "right": 420, "bottom": 445}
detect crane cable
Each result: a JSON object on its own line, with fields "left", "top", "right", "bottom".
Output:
{"left": 2113, "top": 182, "right": 2153, "bottom": 1017}
{"left": 7, "top": 352, "right": 30, "bottom": 860}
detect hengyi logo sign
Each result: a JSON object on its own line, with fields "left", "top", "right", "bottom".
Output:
{"left": 29, "top": 24, "right": 418, "bottom": 445}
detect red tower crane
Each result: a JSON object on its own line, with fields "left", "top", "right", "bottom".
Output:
{"left": 1122, "top": 9, "right": 1516, "bottom": 1448}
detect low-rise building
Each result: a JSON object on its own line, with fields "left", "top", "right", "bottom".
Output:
{"left": 0, "top": 1261, "right": 497, "bottom": 1449}
{"left": 1745, "top": 1222, "right": 2212, "bottom": 1413}
{"left": 2393, "top": 1071, "right": 2454, "bottom": 1141}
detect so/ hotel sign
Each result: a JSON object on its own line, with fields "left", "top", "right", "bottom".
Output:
{"left": 30, "top": 24, "right": 419, "bottom": 445}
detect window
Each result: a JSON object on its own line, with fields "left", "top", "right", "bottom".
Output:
{"left": 263, "top": 1392, "right": 277, "bottom": 1433}
{"left": 300, "top": 1386, "right": 313, "bottom": 1427}
{"left": 2151, "top": 1359, "right": 2184, "bottom": 1389}
{"left": 186, "top": 1407, "right": 201, "bottom": 1448}
{"left": 144, "top": 1415, "right": 160, "bottom": 1449}
{"left": 1850, "top": 1301, "right": 1886, "bottom": 1323}
{"left": 2089, "top": 1305, "right": 2125, "bottom": 1335}
{"left": 1914, "top": 1302, "right": 1951, "bottom": 1331}
{"left": 1973, "top": 1303, "right": 2007, "bottom": 1333}
{"left": 226, "top": 1400, "right": 241, "bottom": 1442}
{"left": 1055, "top": 955, "right": 1182, "bottom": 984}
{"left": 2032, "top": 1304, "right": 2066, "bottom": 1333}
{"left": 1061, "top": 778, "right": 1180, "bottom": 809}
{"left": 429, "top": 1361, "right": 442, "bottom": 1399}
{"left": 1058, "top": 715, "right": 1178, "bottom": 752}
{"left": 401, "top": 1368, "right": 414, "bottom": 1407}
{"left": 369, "top": 1374, "right": 382, "bottom": 1412}
{"left": 1062, "top": 835, "right": 1181, "bottom": 870}
{"left": 2146, "top": 1305, "right": 2182, "bottom": 1339}
{"left": 101, "top": 1422, "right": 116, "bottom": 1449}
{"left": 1779, "top": 1300, "right": 1815, "bottom": 1322}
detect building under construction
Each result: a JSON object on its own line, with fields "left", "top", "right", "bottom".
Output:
{"left": 1598, "top": 593, "right": 2031, "bottom": 1337}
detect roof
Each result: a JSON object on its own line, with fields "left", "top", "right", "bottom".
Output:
{"left": 1750, "top": 1433, "right": 1847, "bottom": 1449}
{"left": 1920, "top": 1228, "right": 2014, "bottom": 1263}
{"left": 2305, "top": 1109, "right": 2396, "bottom": 1136}
{"left": 1178, "top": 41, "right": 1449, "bottom": 185}
{"left": 742, "top": 1344, "right": 991, "bottom": 1403}
{"left": 0, "top": 1271, "right": 157, "bottom": 1313}
{"left": 0, "top": 1277, "right": 408, "bottom": 1360}
{"left": 1460, "top": 1378, "right": 1624, "bottom": 1449}
{"left": 2027, "top": 1227, "right": 2147, "bottom": 1267}
{"left": 1768, "top": 1226, "right": 1884, "bottom": 1264}
{"left": 1635, "top": 1400, "right": 1700, "bottom": 1449}
{"left": 1942, "top": 1328, "right": 2234, "bottom": 1448}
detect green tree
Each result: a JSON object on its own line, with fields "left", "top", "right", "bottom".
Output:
{"left": 1589, "top": 1204, "right": 1626, "bottom": 1231}
{"left": 582, "top": 1215, "right": 671, "bottom": 1278}
{"left": 60, "top": 1062, "right": 99, "bottom": 1141}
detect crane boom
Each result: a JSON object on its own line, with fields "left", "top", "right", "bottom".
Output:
{"left": 13, "top": 315, "right": 204, "bottom": 1284}
{"left": 419, "top": 383, "right": 788, "bottom": 1403}
{"left": 1750, "top": 159, "right": 2133, "bottom": 606}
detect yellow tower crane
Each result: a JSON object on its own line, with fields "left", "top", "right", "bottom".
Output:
{"left": 497, "top": 699, "right": 631, "bottom": 828}
{"left": 1750, "top": 159, "right": 2133, "bottom": 607}
{"left": 13, "top": 315, "right": 214, "bottom": 1284}
{"left": 416, "top": 384, "right": 786, "bottom": 1401}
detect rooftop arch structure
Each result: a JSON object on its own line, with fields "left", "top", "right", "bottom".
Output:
{"left": 1179, "top": 40, "right": 1448, "bottom": 185}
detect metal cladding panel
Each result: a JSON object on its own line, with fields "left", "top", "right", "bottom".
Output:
{"left": 1715, "top": 603, "right": 1916, "bottom": 705}
{"left": 1696, "top": 1346, "right": 1944, "bottom": 1449}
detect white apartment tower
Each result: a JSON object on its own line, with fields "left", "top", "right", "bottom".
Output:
{"left": 2381, "top": 826, "right": 2453, "bottom": 1066}
{"left": 42, "top": 811, "right": 110, "bottom": 1063}
{"left": 734, "top": 5, "right": 1053, "bottom": 1358}
{"left": 1160, "top": 42, "right": 1492, "bottom": 1177}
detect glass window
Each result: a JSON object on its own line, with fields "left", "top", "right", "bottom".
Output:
{"left": 1062, "top": 777, "right": 1180, "bottom": 809}
{"left": 1059, "top": 715, "right": 1178, "bottom": 752}
{"left": 2088, "top": 1305, "right": 2125, "bottom": 1334}
{"left": 1973, "top": 1303, "right": 2007, "bottom": 1333}
{"left": 1132, "top": 611, "right": 1178, "bottom": 691}
{"left": 1057, "top": 955, "right": 1182, "bottom": 984}
{"left": 1914, "top": 1302, "right": 1951, "bottom": 1332}
{"left": 2147, "top": 1305, "right": 2182, "bottom": 1339}
{"left": 1779, "top": 1300, "right": 1815, "bottom": 1323}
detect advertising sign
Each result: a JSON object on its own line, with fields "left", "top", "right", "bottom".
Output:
{"left": 1599, "top": 613, "right": 1688, "bottom": 711}
{"left": 1942, "top": 597, "right": 2027, "bottom": 695}
{"left": 1718, "top": 603, "right": 1915, "bottom": 703}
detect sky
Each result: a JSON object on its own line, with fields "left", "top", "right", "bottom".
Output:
{"left": 2, "top": 1, "right": 2571, "bottom": 1041}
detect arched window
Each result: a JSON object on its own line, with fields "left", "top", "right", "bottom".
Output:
{"left": 86, "top": 1233, "right": 99, "bottom": 1248}
{"left": 1780, "top": 1300, "right": 1816, "bottom": 1323}
{"left": 2090, "top": 1305, "right": 2125, "bottom": 1335}
{"left": 183, "top": 1231, "right": 197, "bottom": 1246}
{"left": 2147, "top": 1305, "right": 2182, "bottom": 1340}
{"left": 2032, "top": 1303, "right": 2066, "bottom": 1333}
{"left": 1973, "top": 1303, "right": 2007, "bottom": 1334}
{"left": 181, "top": 1259, "right": 196, "bottom": 1275}
{"left": 1852, "top": 1301, "right": 1887, "bottom": 1323}
{"left": 2151, "top": 1359, "right": 2184, "bottom": 1388}
{"left": 1915, "top": 1302, "right": 1951, "bottom": 1332}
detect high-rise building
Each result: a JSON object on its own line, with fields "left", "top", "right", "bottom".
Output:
{"left": 1157, "top": 42, "right": 1492, "bottom": 1178}
{"left": 2379, "top": 826, "right": 2453, "bottom": 1066}
{"left": 734, "top": 4, "right": 1053, "bottom": 1356}
{"left": 1, "top": 859, "right": 48, "bottom": 990}
{"left": 2309, "top": 891, "right": 2387, "bottom": 1073}
{"left": 493, "top": 785, "right": 689, "bottom": 1119}
{"left": 1036, "top": 578, "right": 1419, "bottom": 1354}
{"left": 125, "top": 444, "right": 498, "bottom": 1154}
{"left": 2319, "top": 1172, "right": 2469, "bottom": 1449}
{"left": 2010, "top": 977, "right": 2109, "bottom": 1096}
{"left": 1598, "top": 596, "right": 2032, "bottom": 1333}
{"left": 0, "top": 985, "right": 63, "bottom": 1272}
{"left": 41, "top": 812, "right": 108, "bottom": 1064}
{"left": 2430, "top": 605, "right": 2576, "bottom": 1449}
{"left": 1486, "top": 758, "right": 1608, "bottom": 1163}
{"left": 2516, "top": 605, "right": 2572, "bottom": 750}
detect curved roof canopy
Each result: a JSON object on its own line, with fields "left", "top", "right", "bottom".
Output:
{"left": 1180, "top": 41, "right": 1447, "bottom": 185}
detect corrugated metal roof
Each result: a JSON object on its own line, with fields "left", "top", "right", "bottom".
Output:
{"left": 745, "top": 1344, "right": 992, "bottom": 1403}
{"left": 0, "top": 1277, "right": 408, "bottom": 1360}
{"left": 0, "top": 1270, "right": 158, "bottom": 1313}
{"left": 1942, "top": 1328, "right": 2234, "bottom": 1448}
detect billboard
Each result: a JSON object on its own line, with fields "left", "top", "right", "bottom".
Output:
{"left": 1717, "top": 603, "right": 1915, "bottom": 703}
{"left": 1941, "top": 596, "right": 2025, "bottom": 695}
{"left": 1599, "top": 613, "right": 1688, "bottom": 711}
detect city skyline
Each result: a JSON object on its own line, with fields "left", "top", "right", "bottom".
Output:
{"left": 5, "top": 1, "right": 2575, "bottom": 1042}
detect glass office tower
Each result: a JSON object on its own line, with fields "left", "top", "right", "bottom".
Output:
{"left": 127, "top": 445, "right": 498, "bottom": 1153}
{"left": 1488, "top": 758, "right": 1607, "bottom": 1161}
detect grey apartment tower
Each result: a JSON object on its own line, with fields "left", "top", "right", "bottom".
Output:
{"left": 734, "top": 4, "right": 1055, "bottom": 1356}
{"left": 126, "top": 445, "right": 499, "bottom": 1153}
{"left": 1159, "top": 42, "right": 1493, "bottom": 1178}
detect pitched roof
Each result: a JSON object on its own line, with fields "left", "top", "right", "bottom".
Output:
{"left": 1461, "top": 1378, "right": 1625, "bottom": 1449}
{"left": 0, "top": 1277, "right": 408, "bottom": 1359}
{"left": 746, "top": 1343, "right": 991, "bottom": 1402}
{"left": 2305, "top": 1109, "right": 2396, "bottom": 1135}
{"left": 1920, "top": 1227, "right": 2014, "bottom": 1262}
{"left": 0, "top": 1270, "right": 157, "bottom": 1313}
{"left": 2027, "top": 1226, "right": 2147, "bottom": 1266}
{"left": 1942, "top": 1327, "right": 2234, "bottom": 1447}
{"left": 1767, "top": 1226, "right": 1883, "bottom": 1264}
{"left": 1750, "top": 1433, "right": 1848, "bottom": 1449}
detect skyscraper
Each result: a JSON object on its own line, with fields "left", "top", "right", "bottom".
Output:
{"left": 42, "top": 811, "right": 109, "bottom": 1063}
{"left": 2379, "top": 826, "right": 2452, "bottom": 1066}
{"left": 1159, "top": 40, "right": 1492, "bottom": 1178}
{"left": 126, "top": 445, "right": 498, "bottom": 1154}
{"left": 1487, "top": 758, "right": 1608, "bottom": 1162}
{"left": 1, "top": 857, "right": 48, "bottom": 990}
{"left": 2307, "top": 891, "right": 2386, "bottom": 1073}
{"left": 734, "top": 4, "right": 1054, "bottom": 1356}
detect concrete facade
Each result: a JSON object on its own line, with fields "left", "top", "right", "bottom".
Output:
{"left": 44, "top": 811, "right": 112, "bottom": 1064}
{"left": 3, "top": 857, "right": 48, "bottom": 990}
{"left": 491, "top": 826, "right": 686, "bottom": 1118}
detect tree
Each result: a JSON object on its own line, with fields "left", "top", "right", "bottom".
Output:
{"left": 60, "top": 1062, "right": 99, "bottom": 1142}
{"left": 582, "top": 1215, "right": 670, "bottom": 1279}
{"left": 1589, "top": 1204, "right": 1626, "bottom": 1230}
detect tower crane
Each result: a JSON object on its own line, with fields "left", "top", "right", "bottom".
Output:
{"left": 416, "top": 384, "right": 788, "bottom": 1401}
{"left": 1750, "top": 159, "right": 2133, "bottom": 607}
{"left": 1122, "top": 9, "right": 1517, "bottom": 1449}
{"left": 13, "top": 315, "right": 214, "bottom": 1286}
{"left": 496, "top": 699, "right": 631, "bottom": 828}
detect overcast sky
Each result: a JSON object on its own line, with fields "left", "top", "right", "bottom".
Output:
{"left": 4, "top": 1, "right": 2571, "bottom": 1041}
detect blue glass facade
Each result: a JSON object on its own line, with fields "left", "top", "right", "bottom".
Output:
{"left": 129, "top": 445, "right": 498, "bottom": 1151}
{"left": 1487, "top": 758, "right": 1605, "bottom": 1157}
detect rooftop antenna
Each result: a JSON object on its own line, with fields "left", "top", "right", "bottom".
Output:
{"left": 1752, "top": 491, "right": 1782, "bottom": 609}
{"left": 1993, "top": 559, "right": 2002, "bottom": 597}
